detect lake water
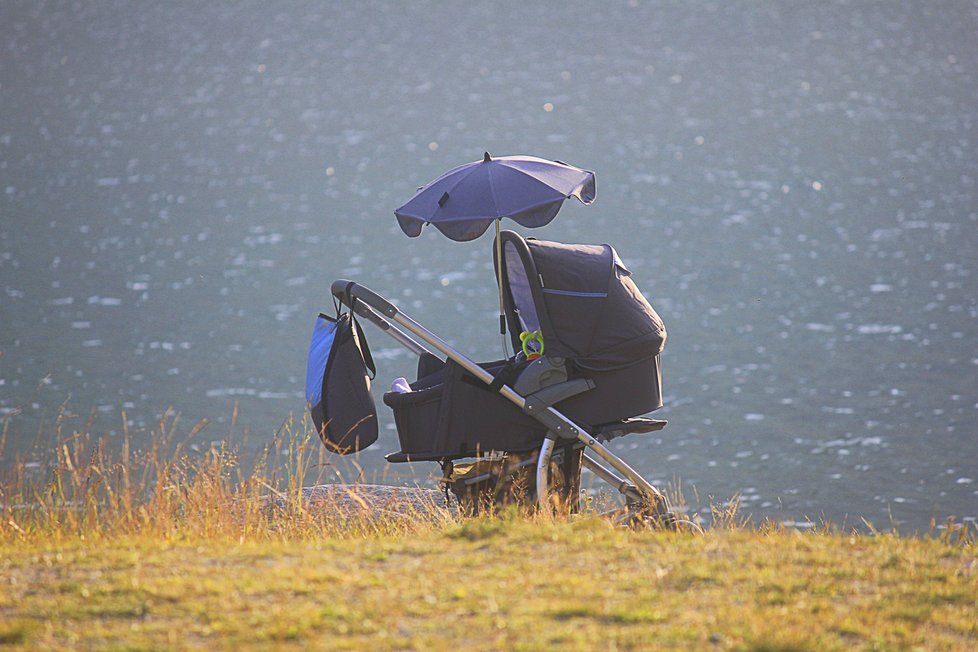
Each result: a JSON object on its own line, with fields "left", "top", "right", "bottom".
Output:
{"left": 2, "top": 1, "right": 976, "bottom": 532}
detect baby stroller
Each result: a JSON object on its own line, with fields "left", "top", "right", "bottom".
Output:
{"left": 318, "top": 230, "right": 678, "bottom": 523}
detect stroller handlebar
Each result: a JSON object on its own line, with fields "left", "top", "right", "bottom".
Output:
{"left": 331, "top": 279, "right": 399, "bottom": 319}
{"left": 331, "top": 279, "right": 436, "bottom": 359}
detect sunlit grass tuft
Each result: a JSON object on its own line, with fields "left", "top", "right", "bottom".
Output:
{"left": 0, "top": 407, "right": 450, "bottom": 544}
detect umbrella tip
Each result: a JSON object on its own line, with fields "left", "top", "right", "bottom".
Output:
{"left": 483, "top": 151, "right": 491, "bottom": 162}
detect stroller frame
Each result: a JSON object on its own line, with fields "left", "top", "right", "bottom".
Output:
{"left": 330, "top": 278, "right": 670, "bottom": 520}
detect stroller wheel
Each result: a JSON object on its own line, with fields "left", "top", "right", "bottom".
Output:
{"left": 616, "top": 494, "right": 704, "bottom": 533}
{"left": 443, "top": 443, "right": 583, "bottom": 516}
{"left": 613, "top": 509, "right": 703, "bottom": 533}
{"left": 647, "top": 512, "right": 705, "bottom": 534}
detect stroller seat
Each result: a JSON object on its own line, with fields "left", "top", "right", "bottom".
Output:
{"left": 383, "top": 230, "right": 668, "bottom": 475}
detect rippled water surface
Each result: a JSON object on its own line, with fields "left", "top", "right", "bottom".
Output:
{"left": 2, "top": 1, "right": 976, "bottom": 531}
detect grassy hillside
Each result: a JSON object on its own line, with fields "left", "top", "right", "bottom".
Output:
{"left": 1, "top": 415, "right": 976, "bottom": 650}
{"left": 1, "top": 518, "right": 976, "bottom": 650}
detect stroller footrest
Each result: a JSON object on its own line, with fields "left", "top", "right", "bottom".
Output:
{"left": 385, "top": 451, "right": 448, "bottom": 463}
{"left": 594, "top": 418, "right": 667, "bottom": 442}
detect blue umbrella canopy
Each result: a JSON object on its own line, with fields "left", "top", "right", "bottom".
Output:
{"left": 394, "top": 152, "right": 596, "bottom": 242}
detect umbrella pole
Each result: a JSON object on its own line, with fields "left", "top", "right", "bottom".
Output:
{"left": 496, "top": 219, "right": 508, "bottom": 358}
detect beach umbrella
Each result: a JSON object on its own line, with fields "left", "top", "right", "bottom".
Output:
{"left": 394, "top": 152, "right": 595, "bottom": 347}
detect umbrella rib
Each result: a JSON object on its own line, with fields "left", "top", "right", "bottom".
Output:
{"left": 421, "top": 195, "right": 561, "bottom": 222}
{"left": 434, "top": 163, "right": 493, "bottom": 221}
{"left": 486, "top": 163, "right": 502, "bottom": 219}
{"left": 497, "top": 159, "right": 593, "bottom": 201}
{"left": 492, "top": 170, "right": 571, "bottom": 220}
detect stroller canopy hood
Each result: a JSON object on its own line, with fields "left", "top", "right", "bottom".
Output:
{"left": 497, "top": 231, "right": 666, "bottom": 370}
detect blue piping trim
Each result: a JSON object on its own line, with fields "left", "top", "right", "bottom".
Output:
{"left": 542, "top": 288, "right": 607, "bottom": 298}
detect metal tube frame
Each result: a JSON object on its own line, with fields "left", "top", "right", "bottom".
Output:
{"left": 582, "top": 452, "right": 643, "bottom": 502}
{"left": 348, "top": 299, "right": 434, "bottom": 358}
{"left": 536, "top": 436, "right": 556, "bottom": 511}
{"left": 332, "top": 280, "right": 668, "bottom": 512}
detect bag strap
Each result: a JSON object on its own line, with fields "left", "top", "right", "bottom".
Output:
{"left": 337, "top": 281, "right": 376, "bottom": 379}
{"left": 352, "top": 313, "right": 376, "bottom": 380}
{"left": 487, "top": 358, "right": 518, "bottom": 393}
{"left": 459, "top": 358, "right": 519, "bottom": 394}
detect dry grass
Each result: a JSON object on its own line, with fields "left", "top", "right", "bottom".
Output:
{"left": 1, "top": 407, "right": 977, "bottom": 650}
{"left": 1, "top": 406, "right": 450, "bottom": 542}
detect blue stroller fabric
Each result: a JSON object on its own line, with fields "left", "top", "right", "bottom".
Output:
{"left": 306, "top": 312, "right": 378, "bottom": 453}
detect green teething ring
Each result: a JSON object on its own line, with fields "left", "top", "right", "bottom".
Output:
{"left": 520, "top": 330, "right": 545, "bottom": 358}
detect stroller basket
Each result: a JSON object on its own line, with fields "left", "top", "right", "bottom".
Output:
{"left": 384, "top": 357, "right": 547, "bottom": 461}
